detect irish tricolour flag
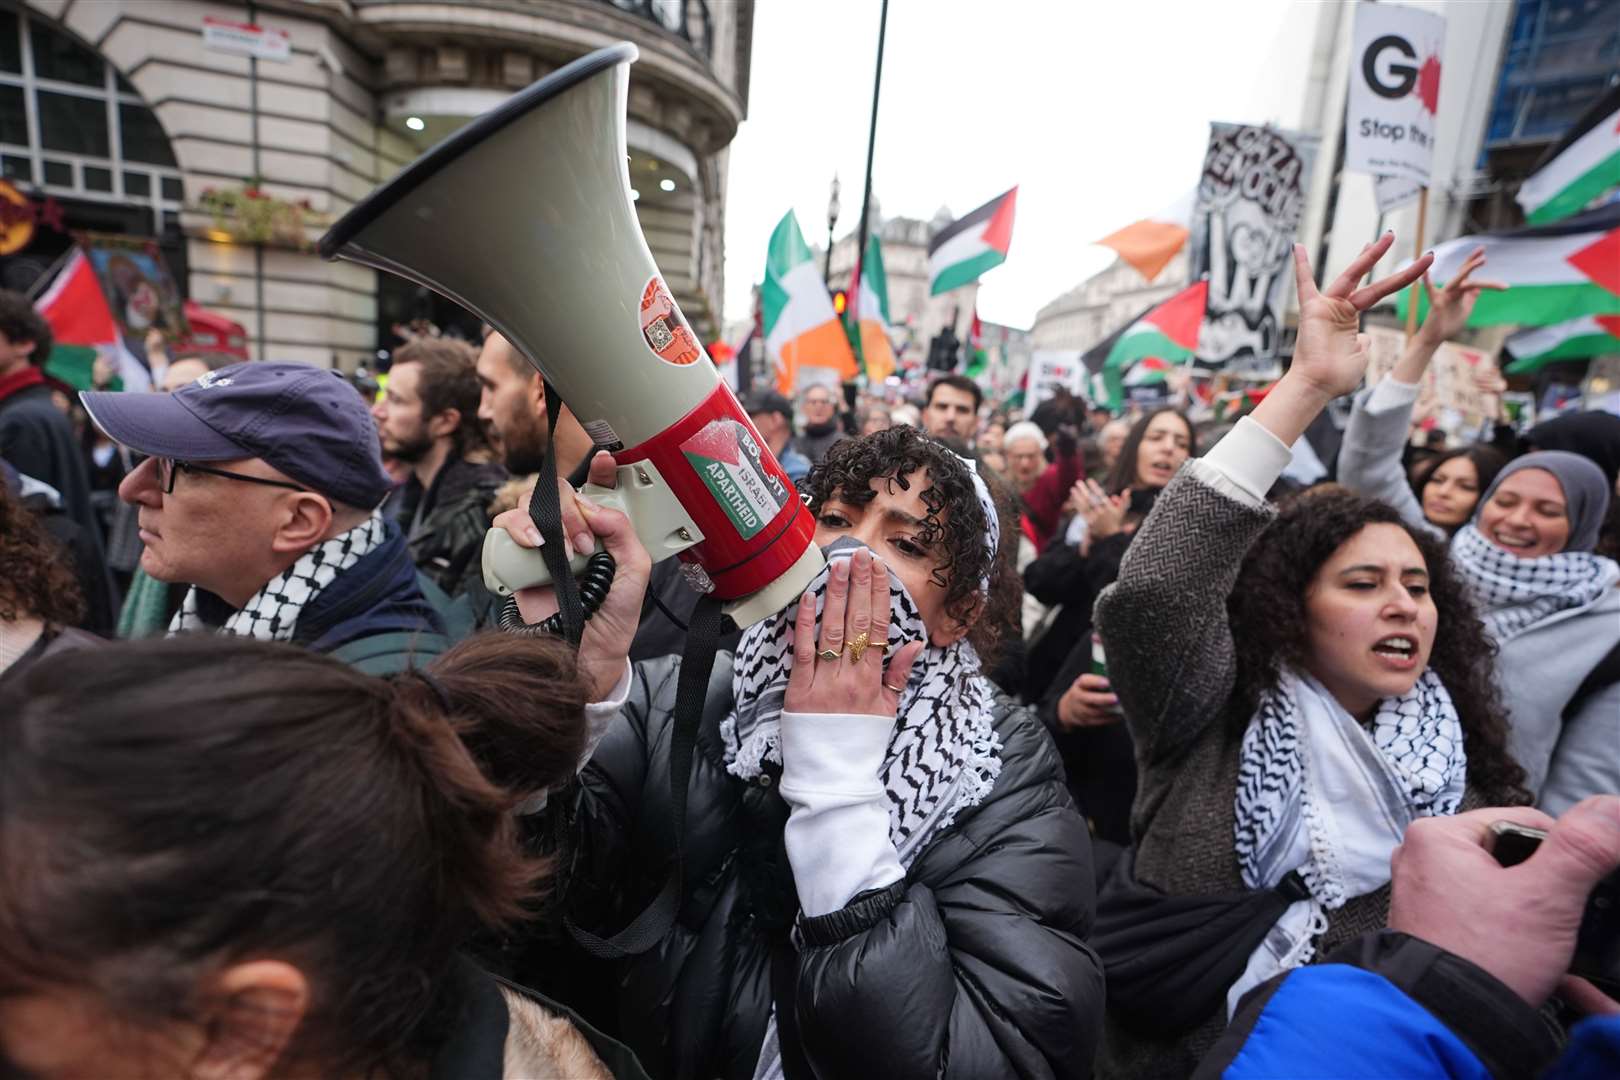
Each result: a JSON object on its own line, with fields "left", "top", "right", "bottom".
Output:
{"left": 763, "top": 211, "right": 858, "bottom": 393}
{"left": 928, "top": 187, "right": 1017, "bottom": 296}
{"left": 1397, "top": 203, "right": 1620, "bottom": 327}
{"left": 854, "top": 233, "right": 896, "bottom": 383}
{"left": 1082, "top": 280, "right": 1207, "bottom": 410}
{"left": 1517, "top": 85, "right": 1620, "bottom": 226}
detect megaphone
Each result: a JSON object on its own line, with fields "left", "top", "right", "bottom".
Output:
{"left": 319, "top": 43, "right": 823, "bottom": 628}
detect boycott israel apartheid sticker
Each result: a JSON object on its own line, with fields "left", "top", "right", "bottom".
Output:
{"left": 640, "top": 276, "right": 703, "bottom": 366}
{"left": 681, "top": 420, "right": 790, "bottom": 541}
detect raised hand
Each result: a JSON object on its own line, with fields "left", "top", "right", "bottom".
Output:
{"left": 785, "top": 547, "right": 924, "bottom": 718}
{"left": 1078, "top": 478, "right": 1128, "bottom": 542}
{"left": 1417, "top": 246, "right": 1508, "bottom": 346}
{"left": 1291, "top": 234, "right": 1434, "bottom": 402}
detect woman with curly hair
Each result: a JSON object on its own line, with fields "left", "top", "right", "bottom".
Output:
{"left": 491, "top": 426, "right": 1105, "bottom": 1080}
{"left": 0, "top": 466, "right": 97, "bottom": 687}
{"left": 1338, "top": 247, "right": 1620, "bottom": 812}
{"left": 1091, "top": 235, "right": 1529, "bottom": 1079}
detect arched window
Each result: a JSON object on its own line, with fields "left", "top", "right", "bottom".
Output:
{"left": 0, "top": 5, "right": 183, "bottom": 226}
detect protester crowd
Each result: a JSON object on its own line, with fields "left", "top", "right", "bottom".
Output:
{"left": 2, "top": 236, "right": 1619, "bottom": 1079}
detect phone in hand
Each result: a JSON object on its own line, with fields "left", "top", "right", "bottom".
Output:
{"left": 1489, "top": 821, "right": 1620, "bottom": 997}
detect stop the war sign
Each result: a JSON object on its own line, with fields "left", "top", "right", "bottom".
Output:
{"left": 1345, "top": 1, "right": 1445, "bottom": 185}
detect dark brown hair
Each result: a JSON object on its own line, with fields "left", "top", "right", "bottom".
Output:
{"left": 0, "top": 288, "right": 51, "bottom": 366}
{"left": 393, "top": 337, "right": 490, "bottom": 457}
{"left": 0, "top": 632, "right": 587, "bottom": 1074}
{"left": 804, "top": 425, "right": 1012, "bottom": 664}
{"left": 0, "top": 478, "right": 85, "bottom": 626}
{"left": 1409, "top": 445, "right": 1508, "bottom": 531}
{"left": 1104, "top": 407, "right": 1197, "bottom": 496}
{"left": 1227, "top": 487, "right": 1529, "bottom": 803}
{"left": 925, "top": 373, "right": 983, "bottom": 414}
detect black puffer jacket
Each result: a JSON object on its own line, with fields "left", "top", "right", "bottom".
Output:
{"left": 535, "top": 653, "right": 1105, "bottom": 1080}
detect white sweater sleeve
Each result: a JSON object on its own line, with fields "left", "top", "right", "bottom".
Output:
{"left": 778, "top": 710, "right": 905, "bottom": 917}
{"left": 1187, "top": 415, "right": 1295, "bottom": 508}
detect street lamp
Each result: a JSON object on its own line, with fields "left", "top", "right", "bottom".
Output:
{"left": 824, "top": 173, "right": 841, "bottom": 283}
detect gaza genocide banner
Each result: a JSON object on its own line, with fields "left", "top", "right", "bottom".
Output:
{"left": 1189, "top": 123, "right": 1317, "bottom": 374}
{"left": 1345, "top": 1, "right": 1446, "bottom": 185}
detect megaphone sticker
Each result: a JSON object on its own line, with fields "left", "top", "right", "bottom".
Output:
{"left": 682, "top": 419, "right": 790, "bottom": 541}
{"left": 640, "top": 276, "right": 702, "bottom": 366}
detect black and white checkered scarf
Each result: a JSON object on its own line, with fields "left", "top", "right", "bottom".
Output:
{"left": 720, "top": 541, "right": 1003, "bottom": 864}
{"left": 169, "top": 512, "right": 387, "bottom": 641}
{"left": 1451, "top": 523, "right": 1619, "bottom": 642}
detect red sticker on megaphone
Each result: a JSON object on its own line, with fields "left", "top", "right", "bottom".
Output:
{"left": 640, "top": 276, "right": 703, "bottom": 366}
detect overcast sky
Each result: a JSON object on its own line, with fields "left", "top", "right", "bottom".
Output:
{"left": 721, "top": 0, "right": 1316, "bottom": 330}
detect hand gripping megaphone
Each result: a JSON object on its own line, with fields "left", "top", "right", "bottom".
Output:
{"left": 319, "top": 43, "right": 823, "bottom": 628}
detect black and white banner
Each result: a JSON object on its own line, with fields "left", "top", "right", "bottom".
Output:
{"left": 1189, "top": 123, "right": 1318, "bottom": 374}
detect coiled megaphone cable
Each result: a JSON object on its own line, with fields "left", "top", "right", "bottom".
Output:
{"left": 497, "top": 550, "right": 617, "bottom": 638}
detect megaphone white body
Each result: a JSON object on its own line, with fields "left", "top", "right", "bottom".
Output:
{"left": 320, "top": 44, "right": 822, "bottom": 628}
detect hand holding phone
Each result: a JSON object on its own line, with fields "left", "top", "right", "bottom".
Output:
{"left": 1490, "top": 821, "right": 1620, "bottom": 999}
{"left": 1388, "top": 796, "right": 1620, "bottom": 1010}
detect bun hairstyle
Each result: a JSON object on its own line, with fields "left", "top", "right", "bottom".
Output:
{"left": 0, "top": 633, "right": 587, "bottom": 1074}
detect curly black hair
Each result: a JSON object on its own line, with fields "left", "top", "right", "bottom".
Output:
{"left": 1226, "top": 487, "right": 1529, "bottom": 804}
{"left": 802, "top": 426, "right": 1013, "bottom": 662}
{"left": 0, "top": 480, "right": 84, "bottom": 626}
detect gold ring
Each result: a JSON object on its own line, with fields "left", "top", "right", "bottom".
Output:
{"left": 884, "top": 681, "right": 905, "bottom": 693}
{"left": 847, "top": 631, "right": 871, "bottom": 664}
{"left": 817, "top": 648, "right": 842, "bottom": 663}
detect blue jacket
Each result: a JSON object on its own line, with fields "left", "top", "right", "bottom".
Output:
{"left": 1196, "top": 930, "right": 1619, "bottom": 1080}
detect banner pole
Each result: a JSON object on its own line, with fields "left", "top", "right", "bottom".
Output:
{"left": 1403, "top": 185, "right": 1429, "bottom": 339}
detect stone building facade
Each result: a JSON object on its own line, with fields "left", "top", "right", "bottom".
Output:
{"left": 0, "top": 0, "right": 752, "bottom": 368}
{"left": 1030, "top": 250, "right": 1189, "bottom": 353}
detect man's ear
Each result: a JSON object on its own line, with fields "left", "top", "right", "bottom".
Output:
{"left": 528, "top": 372, "right": 546, "bottom": 416}
{"left": 426, "top": 406, "right": 461, "bottom": 441}
{"left": 190, "top": 961, "right": 308, "bottom": 1080}
{"left": 270, "top": 493, "right": 335, "bottom": 554}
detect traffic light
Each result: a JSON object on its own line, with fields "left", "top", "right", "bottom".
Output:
{"left": 832, "top": 288, "right": 847, "bottom": 316}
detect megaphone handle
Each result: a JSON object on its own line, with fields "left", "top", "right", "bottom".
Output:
{"left": 497, "top": 549, "right": 617, "bottom": 638}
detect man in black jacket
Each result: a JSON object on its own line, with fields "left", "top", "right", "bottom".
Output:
{"left": 374, "top": 337, "right": 506, "bottom": 598}
{"left": 0, "top": 290, "right": 102, "bottom": 555}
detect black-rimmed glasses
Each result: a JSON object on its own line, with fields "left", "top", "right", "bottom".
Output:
{"left": 140, "top": 456, "right": 309, "bottom": 495}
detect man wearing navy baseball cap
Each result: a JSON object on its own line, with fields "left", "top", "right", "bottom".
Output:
{"left": 81, "top": 361, "right": 446, "bottom": 670}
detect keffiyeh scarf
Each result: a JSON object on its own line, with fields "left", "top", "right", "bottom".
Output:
{"left": 721, "top": 540, "right": 1003, "bottom": 864}
{"left": 1227, "top": 667, "right": 1466, "bottom": 1015}
{"left": 728, "top": 544, "right": 1002, "bottom": 1080}
{"left": 1451, "top": 523, "right": 1618, "bottom": 642}
{"left": 169, "top": 512, "right": 387, "bottom": 641}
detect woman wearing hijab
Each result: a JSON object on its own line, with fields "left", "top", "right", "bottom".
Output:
{"left": 496, "top": 427, "right": 1104, "bottom": 1080}
{"left": 1339, "top": 248, "right": 1620, "bottom": 811}
{"left": 1091, "top": 235, "right": 1530, "bottom": 1078}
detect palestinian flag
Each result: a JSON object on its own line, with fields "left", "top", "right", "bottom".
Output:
{"left": 34, "top": 248, "right": 150, "bottom": 390}
{"left": 854, "top": 233, "right": 896, "bottom": 383}
{"left": 1082, "top": 280, "right": 1207, "bottom": 408}
{"left": 1503, "top": 314, "right": 1620, "bottom": 375}
{"left": 928, "top": 187, "right": 1016, "bottom": 296}
{"left": 1397, "top": 203, "right": 1620, "bottom": 327}
{"left": 1517, "top": 85, "right": 1620, "bottom": 226}
{"left": 1095, "top": 188, "right": 1193, "bottom": 283}
{"left": 963, "top": 310, "right": 988, "bottom": 379}
{"left": 762, "top": 210, "right": 858, "bottom": 392}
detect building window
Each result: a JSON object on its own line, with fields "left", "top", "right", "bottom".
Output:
{"left": 0, "top": 5, "right": 182, "bottom": 226}
{"left": 602, "top": 0, "right": 714, "bottom": 58}
{"left": 1485, "top": 0, "right": 1620, "bottom": 149}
